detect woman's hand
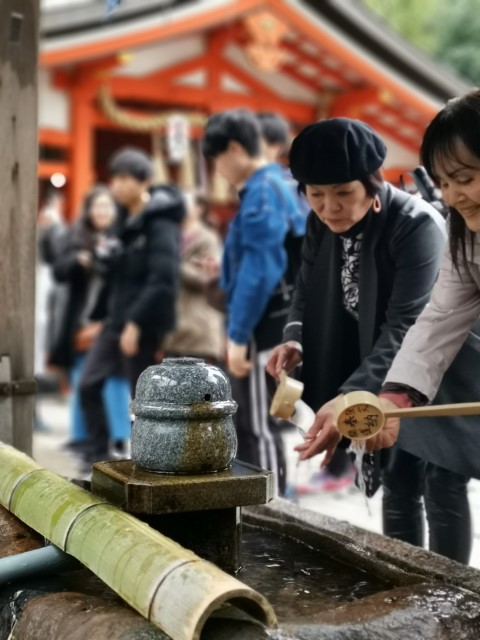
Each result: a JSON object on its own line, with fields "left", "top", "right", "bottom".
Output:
{"left": 364, "top": 395, "right": 405, "bottom": 452}
{"left": 294, "top": 395, "right": 343, "bottom": 466}
{"left": 266, "top": 342, "right": 302, "bottom": 380}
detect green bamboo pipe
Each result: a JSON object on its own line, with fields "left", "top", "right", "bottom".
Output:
{"left": 0, "top": 443, "right": 276, "bottom": 640}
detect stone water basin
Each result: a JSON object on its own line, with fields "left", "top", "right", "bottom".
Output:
{"left": 3, "top": 498, "right": 480, "bottom": 639}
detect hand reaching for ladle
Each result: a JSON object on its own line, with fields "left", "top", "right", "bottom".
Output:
{"left": 294, "top": 394, "right": 402, "bottom": 465}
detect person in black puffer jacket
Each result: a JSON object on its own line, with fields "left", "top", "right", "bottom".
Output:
{"left": 79, "top": 148, "right": 186, "bottom": 465}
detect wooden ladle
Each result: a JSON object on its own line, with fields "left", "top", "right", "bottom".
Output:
{"left": 336, "top": 390, "right": 480, "bottom": 440}
{"left": 270, "top": 370, "right": 304, "bottom": 420}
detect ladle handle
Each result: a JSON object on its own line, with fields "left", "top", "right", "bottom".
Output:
{"left": 384, "top": 402, "right": 480, "bottom": 419}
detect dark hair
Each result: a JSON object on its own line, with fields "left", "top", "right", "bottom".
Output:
{"left": 361, "top": 170, "right": 384, "bottom": 197}
{"left": 257, "top": 112, "right": 289, "bottom": 146}
{"left": 108, "top": 147, "right": 153, "bottom": 182}
{"left": 297, "top": 170, "right": 384, "bottom": 197}
{"left": 421, "top": 90, "right": 480, "bottom": 273}
{"left": 75, "top": 185, "right": 114, "bottom": 251}
{"left": 202, "top": 109, "right": 262, "bottom": 158}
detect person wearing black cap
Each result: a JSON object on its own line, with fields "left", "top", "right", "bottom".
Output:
{"left": 78, "top": 147, "right": 186, "bottom": 467}
{"left": 266, "top": 117, "right": 446, "bottom": 489}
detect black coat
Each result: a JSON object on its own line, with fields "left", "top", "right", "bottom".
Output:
{"left": 283, "top": 183, "right": 447, "bottom": 411}
{"left": 47, "top": 227, "right": 110, "bottom": 369}
{"left": 107, "top": 185, "right": 185, "bottom": 341}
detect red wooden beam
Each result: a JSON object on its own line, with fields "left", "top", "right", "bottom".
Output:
{"left": 329, "top": 87, "right": 382, "bottom": 116}
{"left": 148, "top": 54, "right": 211, "bottom": 85}
{"left": 39, "top": 128, "right": 72, "bottom": 148}
{"left": 108, "top": 77, "right": 316, "bottom": 121}
{"left": 282, "top": 41, "right": 352, "bottom": 91}
{"left": 216, "top": 57, "right": 280, "bottom": 101}
{"left": 280, "top": 62, "right": 322, "bottom": 96}
{"left": 38, "top": 161, "right": 71, "bottom": 180}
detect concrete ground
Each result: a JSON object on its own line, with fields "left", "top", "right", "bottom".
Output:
{"left": 34, "top": 393, "right": 480, "bottom": 569}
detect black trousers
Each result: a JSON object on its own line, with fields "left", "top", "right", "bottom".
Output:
{"left": 382, "top": 447, "right": 472, "bottom": 564}
{"left": 230, "top": 346, "right": 286, "bottom": 496}
{"left": 79, "top": 325, "right": 158, "bottom": 458}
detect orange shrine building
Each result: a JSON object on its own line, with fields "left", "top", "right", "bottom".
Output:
{"left": 39, "top": 0, "right": 471, "bottom": 218}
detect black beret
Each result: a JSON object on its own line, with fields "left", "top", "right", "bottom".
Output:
{"left": 289, "top": 118, "right": 387, "bottom": 185}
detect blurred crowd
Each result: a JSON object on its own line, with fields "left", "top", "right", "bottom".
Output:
{"left": 35, "top": 111, "right": 310, "bottom": 483}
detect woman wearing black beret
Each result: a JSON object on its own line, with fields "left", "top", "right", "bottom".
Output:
{"left": 266, "top": 118, "right": 474, "bottom": 562}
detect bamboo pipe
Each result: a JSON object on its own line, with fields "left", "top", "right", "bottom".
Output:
{"left": 0, "top": 443, "right": 276, "bottom": 640}
{"left": 336, "top": 391, "right": 480, "bottom": 440}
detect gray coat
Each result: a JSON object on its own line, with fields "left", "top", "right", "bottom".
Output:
{"left": 386, "top": 235, "right": 480, "bottom": 479}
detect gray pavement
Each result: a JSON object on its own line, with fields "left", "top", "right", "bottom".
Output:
{"left": 34, "top": 393, "right": 480, "bottom": 569}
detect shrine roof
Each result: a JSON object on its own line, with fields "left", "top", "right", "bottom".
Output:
{"left": 40, "top": 0, "right": 470, "bottom": 100}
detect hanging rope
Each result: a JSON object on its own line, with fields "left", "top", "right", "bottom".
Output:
{"left": 98, "top": 85, "right": 207, "bottom": 131}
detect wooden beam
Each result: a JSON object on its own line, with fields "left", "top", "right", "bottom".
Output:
{"left": 108, "top": 77, "right": 316, "bottom": 121}
{"left": 40, "top": 0, "right": 263, "bottom": 67}
{"left": 329, "top": 87, "right": 382, "bottom": 116}
{"left": 39, "top": 128, "right": 72, "bottom": 148}
{"left": 280, "top": 62, "right": 322, "bottom": 96}
{"left": 0, "top": 0, "right": 39, "bottom": 453}
{"left": 148, "top": 54, "right": 210, "bottom": 85}
{"left": 282, "top": 41, "right": 352, "bottom": 91}
{"left": 38, "top": 161, "right": 70, "bottom": 180}
{"left": 216, "top": 57, "right": 278, "bottom": 101}
{"left": 205, "top": 29, "right": 228, "bottom": 109}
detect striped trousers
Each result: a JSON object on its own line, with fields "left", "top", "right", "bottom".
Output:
{"left": 230, "top": 346, "right": 286, "bottom": 496}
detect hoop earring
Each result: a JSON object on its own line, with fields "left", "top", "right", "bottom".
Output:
{"left": 372, "top": 195, "right": 382, "bottom": 213}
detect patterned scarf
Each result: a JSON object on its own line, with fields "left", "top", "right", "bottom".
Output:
{"left": 340, "top": 233, "right": 363, "bottom": 318}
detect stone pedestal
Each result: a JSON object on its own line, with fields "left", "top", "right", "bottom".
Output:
{"left": 91, "top": 459, "right": 274, "bottom": 574}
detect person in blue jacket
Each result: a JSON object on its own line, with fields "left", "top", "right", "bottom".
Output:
{"left": 257, "top": 111, "right": 310, "bottom": 219}
{"left": 203, "top": 109, "right": 306, "bottom": 495}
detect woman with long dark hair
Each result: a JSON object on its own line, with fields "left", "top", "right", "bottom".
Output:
{"left": 49, "top": 185, "right": 131, "bottom": 455}
{"left": 370, "top": 89, "right": 480, "bottom": 564}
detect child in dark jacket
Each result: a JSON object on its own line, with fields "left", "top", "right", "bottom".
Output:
{"left": 79, "top": 148, "right": 186, "bottom": 466}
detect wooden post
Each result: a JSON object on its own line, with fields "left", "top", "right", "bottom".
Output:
{"left": 70, "top": 76, "right": 95, "bottom": 216}
{"left": 0, "top": 0, "right": 39, "bottom": 454}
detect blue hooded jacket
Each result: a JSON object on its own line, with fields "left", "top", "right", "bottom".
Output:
{"left": 221, "top": 163, "right": 306, "bottom": 345}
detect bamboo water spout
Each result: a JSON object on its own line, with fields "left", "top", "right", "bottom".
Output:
{"left": 0, "top": 443, "right": 276, "bottom": 640}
